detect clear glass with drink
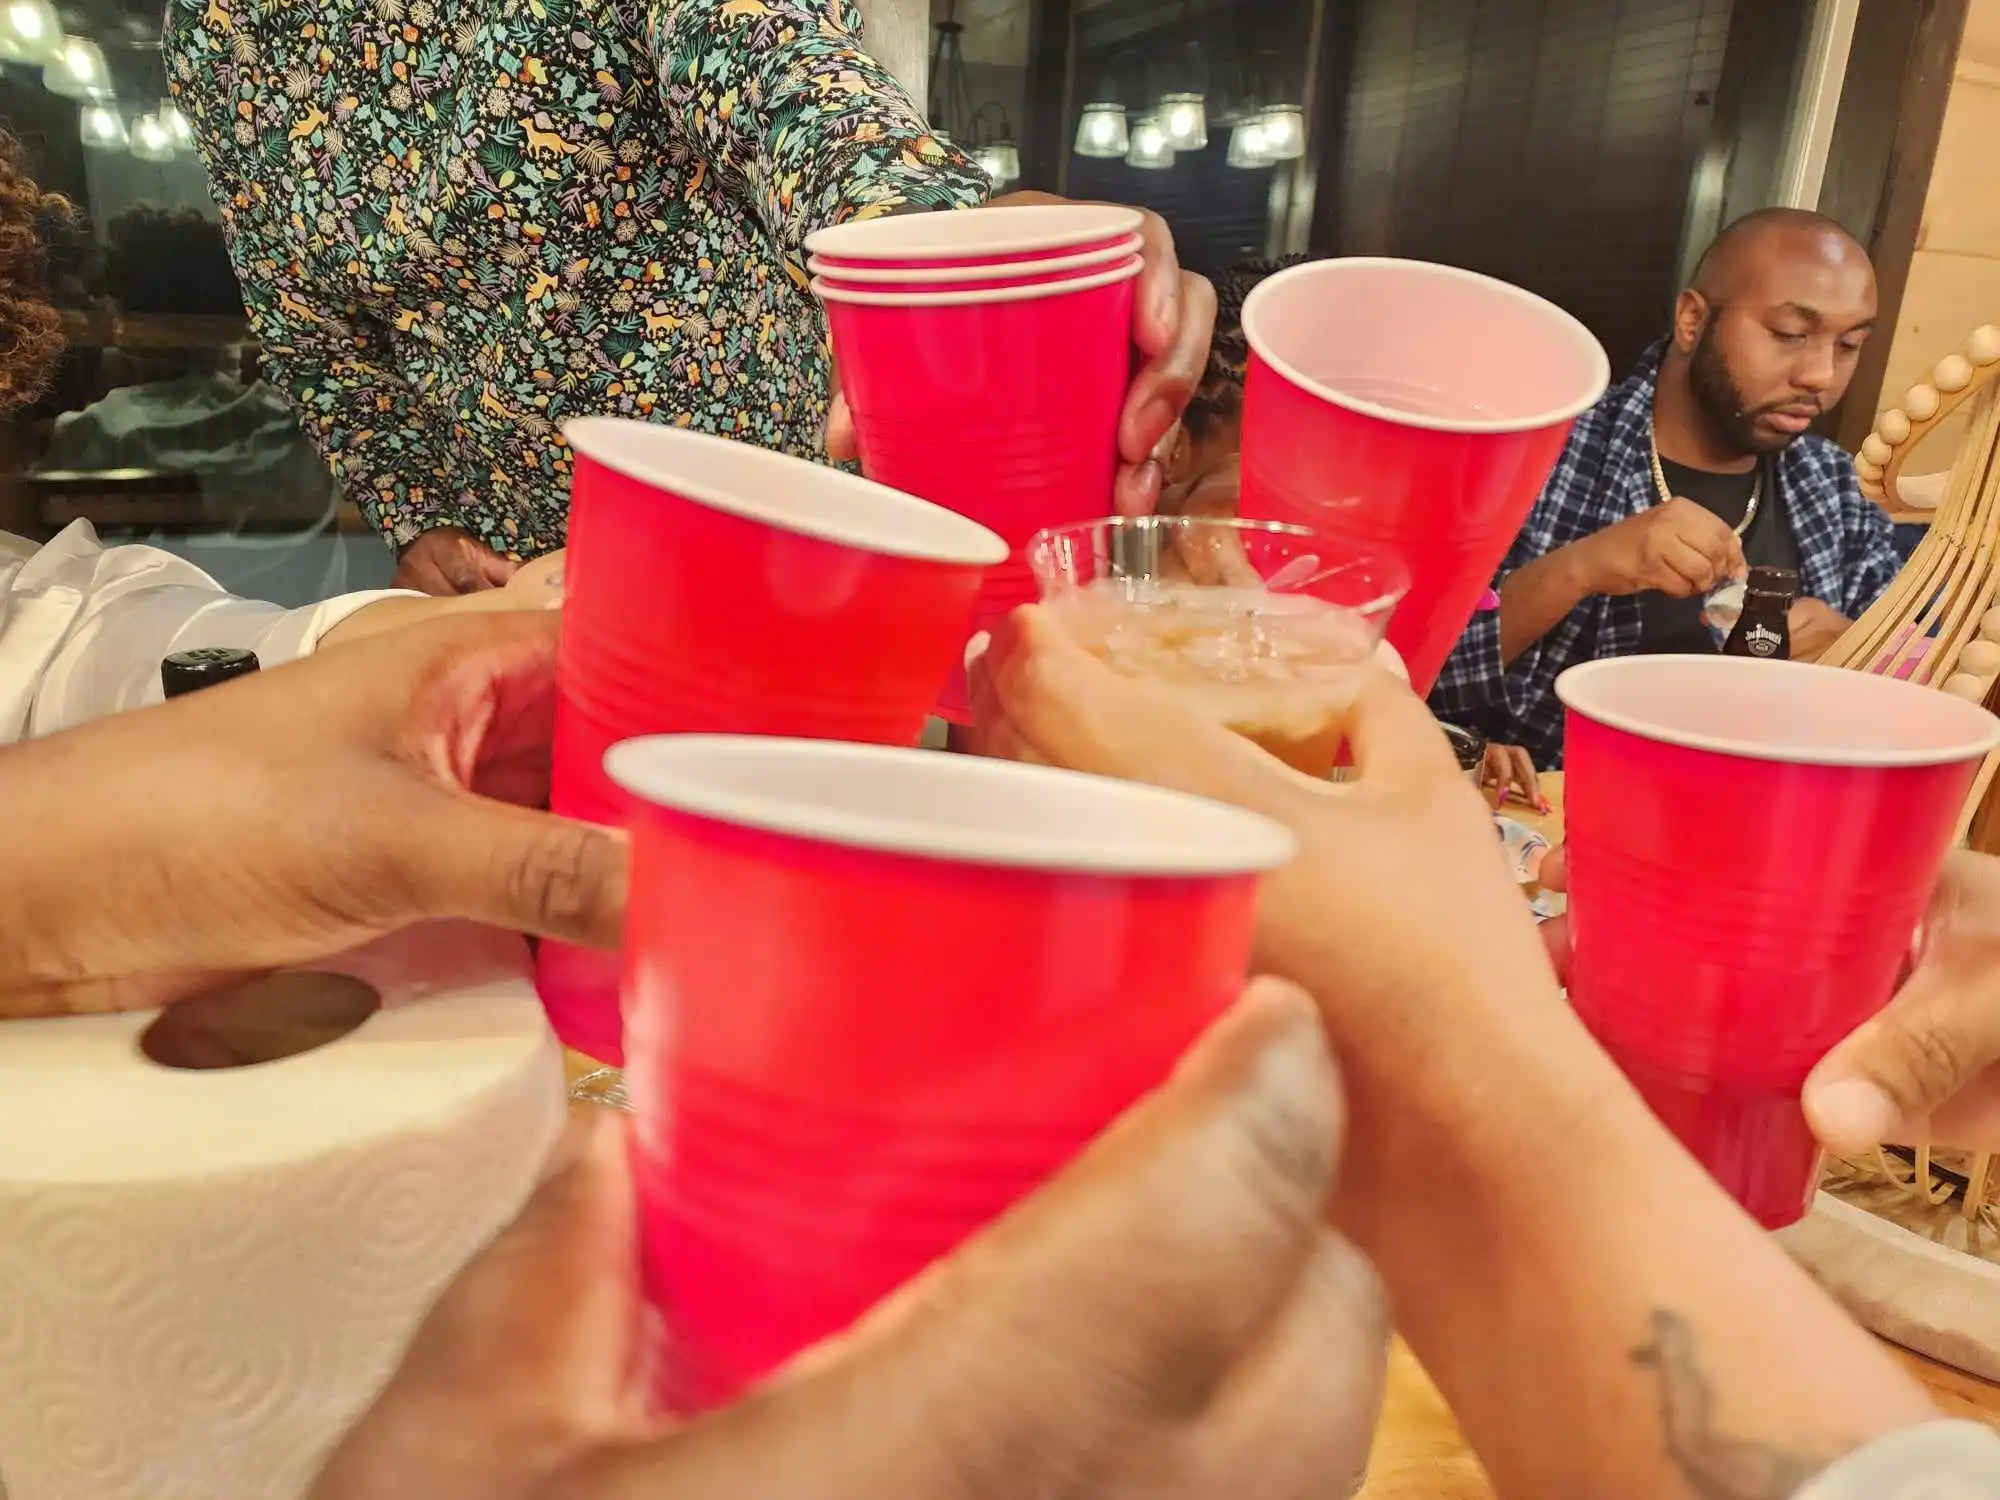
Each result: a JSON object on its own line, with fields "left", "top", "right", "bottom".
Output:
{"left": 1026, "top": 516, "right": 1408, "bottom": 776}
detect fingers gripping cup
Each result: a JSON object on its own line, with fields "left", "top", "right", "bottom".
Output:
{"left": 1556, "top": 656, "right": 2000, "bottom": 1228}
{"left": 1028, "top": 516, "right": 1408, "bottom": 777}
{"left": 537, "top": 421, "right": 1007, "bottom": 1066}
{"left": 604, "top": 736, "right": 1297, "bottom": 1412}
{"left": 815, "top": 257, "right": 1144, "bottom": 723}
{"left": 1237, "top": 258, "right": 1610, "bottom": 696}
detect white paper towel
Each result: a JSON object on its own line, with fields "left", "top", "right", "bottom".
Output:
{"left": 0, "top": 922, "right": 565, "bottom": 1500}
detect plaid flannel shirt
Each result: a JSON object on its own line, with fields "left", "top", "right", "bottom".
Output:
{"left": 1427, "top": 342, "right": 1901, "bottom": 768}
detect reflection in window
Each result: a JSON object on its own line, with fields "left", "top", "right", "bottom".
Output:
{"left": 2, "top": 38, "right": 390, "bottom": 607}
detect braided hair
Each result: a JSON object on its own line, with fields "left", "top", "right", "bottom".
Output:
{"left": 1183, "top": 253, "right": 1313, "bottom": 441}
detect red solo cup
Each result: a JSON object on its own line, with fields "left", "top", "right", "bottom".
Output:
{"left": 805, "top": 203, "right": 1141, "bottom": 269}
{"left": 536, "top": 420, "right": 1007, "bottom": 1065}
{"left": 1238, "top": 258, "right": 1610, "bottom": 696}
{"left": 817, "top": 260, "right": 1142, "bottom": 721}
{"left": 812, "top": 253, "right": 1140, "bottom": 298}
{"left": 1557, "top": 655, "right": 2000, "bottom": 1229}
{"left": 807, "top": 233, "right": 1142, "bottom": 289}
{"left": 604, "top": 735, "right": 1296, "bottom": 1412}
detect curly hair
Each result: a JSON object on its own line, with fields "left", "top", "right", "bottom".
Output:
{"left": 1183, "top": 253, "right": 1314, "bottom": 441}
{"left": 0, "top": 132, "right": 68, "bottom": 412}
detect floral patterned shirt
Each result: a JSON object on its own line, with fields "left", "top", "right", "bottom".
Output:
{"left": 164, "top": 0, "right": 988, "bottom": 558}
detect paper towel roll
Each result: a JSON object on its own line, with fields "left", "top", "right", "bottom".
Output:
{"left": 0, "top": 922, "right": 565, "bottom": 1500}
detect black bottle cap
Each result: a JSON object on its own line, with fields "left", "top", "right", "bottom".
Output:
{"left": 161, "top": 647, "right": 261, "bottom": 700}
{"left": 1745, "top": 566, "right": 1800, "bottom": 597}
{"left": 1441, "top": 721, "right": 1487, "bottom": 772}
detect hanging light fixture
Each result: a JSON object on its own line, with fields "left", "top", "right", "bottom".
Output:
{"left": 1159, "top": 92, "right": 1208, "bottom": 153}
{"left": 79, "top": 103, "right": 126, "bottom": 149}
{"left": 1227, "top": 117, "right": 1272, "bottom": 169}
{"left": 974, "top": 140, "right": 1021, "bottom": 187}
{"left": 0, "top": 0, "right": 63, "bottom": 65}
{"left": 158, "top": 99, "right": 194, "bottom": 148}
{"left": 44, "top": 34, "right": 111, "bottom": 99}
{"left": 1074, "top": 102, "right": 1129, "bottom": 159}
{"left": 1126, "top": 114, "right": 1175, "bottom": 171}
{"left": 129, "top": 111, "right": 177, "bottom": 162}
{"left": 1258, "top": 105, "right": 1307, "bottom": 162}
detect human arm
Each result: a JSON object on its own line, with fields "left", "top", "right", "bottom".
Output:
{"left": 0, "top": 611, "right": 622, "bottom": 1018}
{"left": 1788, "top": 597, "right": 1851, "bottom": 663}
{"left": 314, "top": 986, "right": 1385, "bottom": 1500}
{"left": 0, "top": 525, "right": 563, "bottom": 741}
{"left": 974, "top": 608, "right": 1942, "bottom": 1499}
{"left": 1499, "top": 496, "right": 1746, "bottom": 666}
{"left": 164, "top": 49, "right": 494, "bottom": 572}
{"left": 646, "top": 0, "right": 988, "bottom": 257}
{"left": 1804, "top": 850, "right": 2000, "bottom": 1156}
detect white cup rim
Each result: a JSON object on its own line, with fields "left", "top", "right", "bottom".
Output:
{"left": 605, "top": 735, "right": 1299, "bottom": 876}
{"left": 806, "top": 203, "right": 1144, "bottom": 261}
{"left": 813, "top": 257, "right": 1142, "bottom": 308}
{"left": 1555, "top": 654, "right": 2000, "bottom": 768}
{"left": 1242, "top": 257, "right": 1612, "bottom": 436}
{"left": 563, "top": 420, "right": 1008, "bottom": 568}
{"left": 807, "top": 234, "right": 1144, "bottom": 284}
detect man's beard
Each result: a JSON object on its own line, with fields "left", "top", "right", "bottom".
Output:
{"left": 1687, "top": 325, "right": 1814, "bottom": 456}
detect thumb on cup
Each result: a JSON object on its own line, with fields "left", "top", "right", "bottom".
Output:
{"left": 1803, "top": 969, "right": 2000, "bottom": 1156}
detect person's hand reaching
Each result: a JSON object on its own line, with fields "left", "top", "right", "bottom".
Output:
{"left": 313, "top": 982, "right": 1389, "bottom": 1500}
{"left": 1804, "top": 850, "right": 2000, "bottom": 1155}
{"left": 1573, "top": 497, "right": 1744, "bottom": 599}
{"left": 394, "top": 525, "right": 520, "bottom": 595}
{"left": 1537, "top": 844, "right": 2000, "bottom": 1156}
{"left": 824, "top": 195, "right": 1217, "bottom": 519}
{"left": 1786, "top": 597, "right": 1850, "bottom": 664}
{"left": 0, "top": 612, "right": 625, "bottom": 1019}
{"left": 1481, "top": 742, "right": 1541, "bottom": 808}
{"left": 968, "top": 607, "right": 1569, "bottom": 1080}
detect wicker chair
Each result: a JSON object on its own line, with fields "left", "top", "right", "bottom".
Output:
{"left": 1821, "top": 321, "right": 2000, "bottom": 848}
{"left": 1786, "top": 323, "right": 2000, "bottom": 1381}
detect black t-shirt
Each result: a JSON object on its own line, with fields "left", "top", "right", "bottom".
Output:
{"left": 1637, "top": 456, "right": 1802, "bottom": 654}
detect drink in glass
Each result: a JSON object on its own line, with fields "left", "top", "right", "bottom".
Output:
{"left": 1027, "top": 517, "right": 1407, "bottom": 776}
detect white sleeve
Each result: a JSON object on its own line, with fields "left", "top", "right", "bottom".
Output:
{"left": 1796, "top": 1422, "right": 2000, "bottom": 1499}
{"left": 0, "top": 521, "right": 418, "bottom": 744}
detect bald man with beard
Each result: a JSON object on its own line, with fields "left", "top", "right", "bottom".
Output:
{"left": 1430, "top": 208, "right": 1901, "bottom": 769}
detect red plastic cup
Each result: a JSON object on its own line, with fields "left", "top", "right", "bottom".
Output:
{"left": 537, "top": 420, "right": 1007, "bottom": 1065}
{"left": 818, "top": 260, "right": 1143, "bottom": 721}
{"left": 805, "top": 203, "right": 1142, "bottom": 270}
{"left": 604, "top": 735, "right": 1297, "bottom": 1412}
{"left": 1237, "top": 258, "right": 1610, "bottom": 696}
{"left": 810, "top": 248, "right": 1142, "bottom": 296}
{"left": 1557, "top": 655, "right": 2000, "bottom": 1229}
{"left": 807, "top": 234, "right": 1141, "bottom": 289}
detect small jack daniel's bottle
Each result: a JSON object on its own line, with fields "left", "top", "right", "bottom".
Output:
{"left": 1723, "top": 567, "right": 1798, "bottom": 661}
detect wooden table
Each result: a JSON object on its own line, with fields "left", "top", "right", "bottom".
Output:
{"left": 567, "top": 771, "right": 2000, "bottom": 1495}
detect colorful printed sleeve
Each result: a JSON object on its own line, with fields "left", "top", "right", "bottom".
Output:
{"left": 646, "top": 0, "right": 990, "bottom": 258}
{"left": 163, "top": 31, "right": 467, "bottom": 553}
{"left": 221, "top": 219, "right": 465, "bottom": 552}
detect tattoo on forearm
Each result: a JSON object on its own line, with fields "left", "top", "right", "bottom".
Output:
{"left": 1632, "top": 1311, "right": 1834, "bottom": 1499}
